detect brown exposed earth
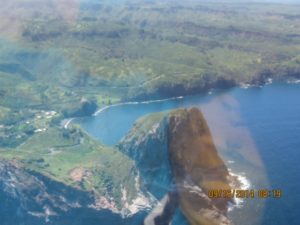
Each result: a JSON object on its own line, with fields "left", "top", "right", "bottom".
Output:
{"left": 168, "top": 108, "right": 233, "bottom": 225}
{"left": 69, "top": 167, "right": 91, "bottom": 182}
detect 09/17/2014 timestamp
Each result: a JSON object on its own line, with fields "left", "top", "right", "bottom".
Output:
{"left": 208, "top": 189, "right": 282, "bottom": 199}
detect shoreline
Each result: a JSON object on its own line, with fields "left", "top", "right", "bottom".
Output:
{"left": 228, "top": 169, "right": 251, "bottom": 212}
{"left": 63, "top": 118, "right": 75, "bottom": 129}
{"left": 64, "top": 78, "right": 300, "bottom": 129}
{"left": 63, "top": 96, "right": 184, "bottom": 129}
{"left": 93, "top": 96, "right": 184, "bottom": 116}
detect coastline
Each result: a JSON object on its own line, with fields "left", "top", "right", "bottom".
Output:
{"left": 228, "top": 169, "right": 251, "bottom": 212}
{"left": 63, "top": 96, "right": 184, "bottom": 129}
{"left": 63, "top": 78, "right": 300, "bottom": 129}
{"left": 63, "top": 118, "right": 75, "bottom": 129}
{"left": 93, "top": 96, "right": 184, "bottom": 116}
{"left": 61, "top": 80, "right": 300, "bottom": 218}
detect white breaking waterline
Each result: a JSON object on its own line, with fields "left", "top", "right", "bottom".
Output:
{"left": 64, "top": 118, "right": 75, "bottom": 129}
{"left": 287, "top": 79, "right": 300, "bottom": 84}
{"left": 228, "top": 171, "right": 251, "bottom": 212}
{"left": 93, "top": 96, "right": 184, "bottom": 116}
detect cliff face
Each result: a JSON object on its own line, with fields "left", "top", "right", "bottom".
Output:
{"left": 118, "top": 112, "right": 172, "bottom": 200}
{"left": 119, "top": 108, "right": 234, "bottom": 225}
{"left": 0, "top": 160, "right": 117, "bottom": 225}
{"left": 168, "top": 108, "right": 232, "bottom": 225}
{"left": 0, "top": 159, "right": 151, "bottom": 225}
{"left": 0, "top": 107, "right": 233, "bottom": 225}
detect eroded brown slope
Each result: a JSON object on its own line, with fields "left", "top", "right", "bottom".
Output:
{"left": 168, "top": 108, "right": 233, "bottom": 225}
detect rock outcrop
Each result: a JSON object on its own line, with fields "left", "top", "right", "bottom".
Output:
{"left": 118, "top": 112, "right": 172, "bottom": 200}
{"left": 168, "top": 108, "right": 233, "bottom": 225}
{"left": 0, "top": 160, "right": 141, "bottom": 225}
{"left": 0, "top": 107, "right": 234, "bottom": 225}
{"left": 119, "top": 107, "right": 234, "bottom": 225}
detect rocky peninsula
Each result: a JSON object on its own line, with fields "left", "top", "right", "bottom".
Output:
{"left": 119, "top": 108, "right": 235, "bottom": 225}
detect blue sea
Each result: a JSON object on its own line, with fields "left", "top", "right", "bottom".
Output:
{"left": 77, "top": 81, "right": 300, "bottom": 225}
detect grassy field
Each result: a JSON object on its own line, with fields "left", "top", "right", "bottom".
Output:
{"left": 0, "top": 125, "right": 139, "bottom": 208}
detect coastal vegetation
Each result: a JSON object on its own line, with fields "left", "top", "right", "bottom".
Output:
{"left": 0, "top": 0, "right": 299, "bottom": 223}
{"left": 0, "top": 125, "right": 140, "bottom": 209}
{"left": 1, "top": 0, "right": 300, "bottom": 148}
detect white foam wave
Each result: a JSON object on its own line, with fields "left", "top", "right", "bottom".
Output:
{"left": 64, "top": 118, "right": 75, "bottom": 129}
{"left": 239, "top": 83, "right": 251, "bottom": 89}
{"left": 93, "top": 96, "right": 184, "bottom": 116}
{"left": 287, "top": 79, "right": 300, "bottom": 84}
{"left": 228, "top": 171, "right": 251, "bottom": 212}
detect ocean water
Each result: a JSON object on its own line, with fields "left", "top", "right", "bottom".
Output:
{"left": 231, "top": 82, "right": 300, "bottom": 225}
{"left": 77, "top": 82, "right": 300, "bottom": 225}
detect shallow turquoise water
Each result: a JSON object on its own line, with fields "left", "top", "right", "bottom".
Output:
{"left": 77, "top": 82, "right": 300, "bottom": 225}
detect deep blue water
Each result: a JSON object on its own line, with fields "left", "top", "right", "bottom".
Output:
{"left": 77, "top": 82, "right": 300, "bottom": 225}
{"left": 233, "top": 83, "right": 300, "bottom": 225}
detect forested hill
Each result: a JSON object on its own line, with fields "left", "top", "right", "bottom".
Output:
{"left": 0, "top": 0, "right": 300, "bottom": 151}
